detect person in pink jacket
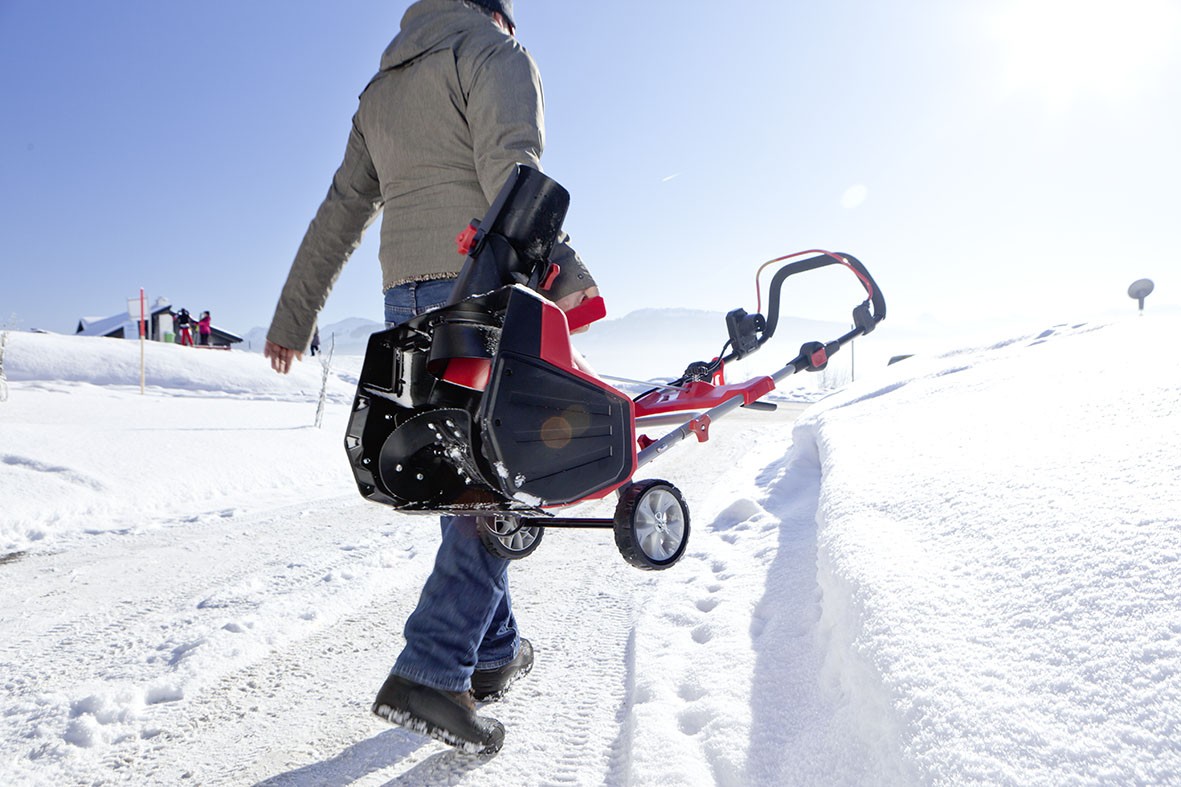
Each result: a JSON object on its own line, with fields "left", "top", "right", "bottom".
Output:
{"left": 197, "top": 311, "right": 212, "bottom": 346}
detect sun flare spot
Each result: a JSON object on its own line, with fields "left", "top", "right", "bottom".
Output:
{"left": 841, "top": 184, "right": 868, "bottom": 209}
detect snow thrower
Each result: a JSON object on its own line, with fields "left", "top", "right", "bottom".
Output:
{"left": 346, "top": 165, "right": 886, "bottom": 570}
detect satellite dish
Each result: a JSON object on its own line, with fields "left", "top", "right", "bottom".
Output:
{"left": 1128, "top": 278, "right": 1155, "bottom": 313}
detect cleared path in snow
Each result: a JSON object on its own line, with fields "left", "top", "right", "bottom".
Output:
{"left": 3, "top": 401, "right": 888, "bottom": 785}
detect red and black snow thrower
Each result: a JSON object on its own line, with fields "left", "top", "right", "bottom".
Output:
{"left": 346, "top": 165, "right": 886, "bottom": 570}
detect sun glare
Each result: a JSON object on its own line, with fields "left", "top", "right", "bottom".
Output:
{"left": 990, "top": 0, "right": 1180, "bottom": 107}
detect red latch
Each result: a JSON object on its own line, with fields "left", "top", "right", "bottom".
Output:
{"left": 810, "top": 347, "right": 828, "bottom": 368}
{"left": 455, "top": 222, "right": 479, "bottom": 256}
{"left": 540, "top": 262, "right": 561, "bottom": 291}
{"left": 688, "top": 415, "right": 712, "bottom": 443}
{"left": 637, "top": 434, "right": 655, "bottom": 450}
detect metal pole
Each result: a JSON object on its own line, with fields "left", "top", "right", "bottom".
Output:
{"left": 139, "top": 288, "right": 146, "bottom": 395}
{"left": 636, "top": 362, "right": 801, "bottom": 468}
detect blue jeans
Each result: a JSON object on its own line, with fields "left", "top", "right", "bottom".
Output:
{"left": 384, "top": 280, "right": 520, "bottom": 692}
{"left": 382, "top": 279, "right": 455, "bottom": 329}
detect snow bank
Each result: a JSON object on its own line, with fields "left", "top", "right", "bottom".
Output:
{"left": 792, "top": 316, "right": 1181, "bottom": 783}
{"left": 3, "top": 331, "right": 358, "bottom": 400}
{"left": 0, "top": 332, "right": 361, "bottom": 551}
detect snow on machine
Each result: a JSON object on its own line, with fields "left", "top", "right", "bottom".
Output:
{"left": 345, "top": 165, "right": 886, "bottom": 570}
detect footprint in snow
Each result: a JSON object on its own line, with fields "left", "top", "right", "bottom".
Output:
{"left": 678, "top": 707, "right": 712, "bottom": 736}
{"left": 695, "top": 597, "right": 721, "bottom": 613}
{"left": 709, "top": 498, "right": 764, "bottom": 532}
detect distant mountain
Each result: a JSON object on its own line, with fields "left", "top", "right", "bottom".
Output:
{"left": 240, "top": 317, "right": 385, "bottom": 356}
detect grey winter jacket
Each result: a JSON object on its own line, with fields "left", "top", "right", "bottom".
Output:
{"left": 267, "top": 0, "right": 594, "bottom": 351}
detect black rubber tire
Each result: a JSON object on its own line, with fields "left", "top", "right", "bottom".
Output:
{"left": 479, "top": 517, "right": 545, "bottom": 560}
{"left": 613, "top": 479, "right": 690, "bottom": 570}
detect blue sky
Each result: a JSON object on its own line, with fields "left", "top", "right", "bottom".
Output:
{"left": 2, "top": 0, "right": 1179, "bottom": 342}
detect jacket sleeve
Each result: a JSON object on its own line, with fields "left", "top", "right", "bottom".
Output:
{"left": 266, "top": 114, "right": 382, "bottom": 351}
{"left": 466, "top": 43, "right": 596, "bottom": 303}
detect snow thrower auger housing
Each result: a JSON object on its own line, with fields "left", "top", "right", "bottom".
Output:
{"left": 346, "top": 165, "right": 886, "bottom": 570}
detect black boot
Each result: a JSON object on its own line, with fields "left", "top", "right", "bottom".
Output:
{"left": 471, "top": 639, "right": 534, "bottom": 702}
{"left": 372, "top": 674, "right": 505, "bottom": 755}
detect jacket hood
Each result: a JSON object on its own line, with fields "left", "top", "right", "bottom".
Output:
{"left": 379, "top": 0, "right": 502, "bottom": 72}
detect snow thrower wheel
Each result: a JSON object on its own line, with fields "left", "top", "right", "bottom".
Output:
{"left": 479, "top": 517, "right": 545, "bottom": 560}
{"left": 613, "top": 480, "right": 690, "bottom": 570}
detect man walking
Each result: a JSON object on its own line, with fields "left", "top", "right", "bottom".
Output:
{"left": 264, "top": 0, "right": 597, "bottom": 755}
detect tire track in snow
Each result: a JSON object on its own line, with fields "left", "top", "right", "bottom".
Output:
{"left": 119, "top": 522, "right": 645, "bottom": 785}
{"left": 140, "top": 539, "right": 434, "bottom": 785}
{"left": 501, "top": 533, "right": 639, "bottom": 785}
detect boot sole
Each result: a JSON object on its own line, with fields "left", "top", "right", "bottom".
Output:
{"left": 373, "top": 703, "right": 504, "bottom": 755}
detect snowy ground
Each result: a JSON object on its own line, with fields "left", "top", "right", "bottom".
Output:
{"left": 1, "top": 314, "right": 1179, "bottom": 785}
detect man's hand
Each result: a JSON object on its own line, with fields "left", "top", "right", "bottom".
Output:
{"left": 554, "top": 285, "right": 600, "bottom": 334}
{"left": 264, "top": 340, "right": 303, "bottom": 374}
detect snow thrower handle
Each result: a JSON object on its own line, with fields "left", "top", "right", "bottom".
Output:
{"left": 637, "top": 252, "right": 887, "bottom": 470}
{"left": 752, "top": 251, "right": 887, "bottom": 376}
{"left": 758, "top": 251, "right": 886, "bottom": 350}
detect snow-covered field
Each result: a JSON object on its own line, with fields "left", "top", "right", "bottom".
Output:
{"left": 2, "top": 314, "right": 1179, "bottom": 785}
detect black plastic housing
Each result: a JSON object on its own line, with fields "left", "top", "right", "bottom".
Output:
{"left": 448, "top": 166, "right": 570, "bottom": 304}
{"left": 344, "top": 166, "right": 634, "bottom": 514}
